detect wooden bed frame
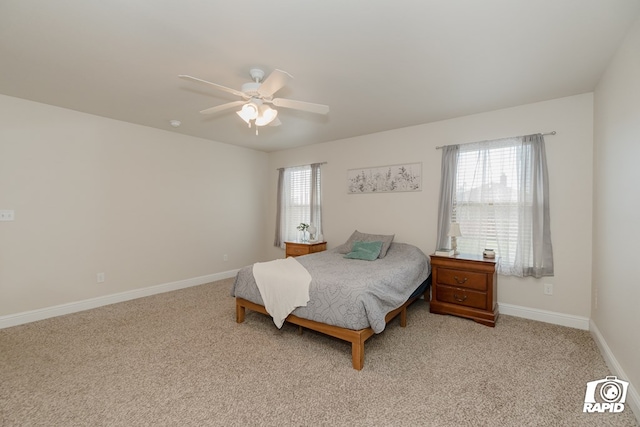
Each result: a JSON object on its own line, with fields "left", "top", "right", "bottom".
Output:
{"left": 235, "top": 289, "right": 427, "bottom": 370}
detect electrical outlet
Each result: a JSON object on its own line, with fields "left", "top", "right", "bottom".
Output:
{"left": 544, "top": 283, "right": 553, "bottom": 295}
{"left": 223, "top": 254, "right": 228, "bottom": 262}
{"left": 0, "top": 210, "right": 15, "bottom": 221}
{"left": 97, "top": 272, "right": 105, "bottom": 283}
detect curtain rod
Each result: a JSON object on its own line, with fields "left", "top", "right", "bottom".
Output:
{"left": 435, "top": 131, "right": 556, "bottom": 150}
{"left": 276, "top": 161, "right": 327, "bottom": 170}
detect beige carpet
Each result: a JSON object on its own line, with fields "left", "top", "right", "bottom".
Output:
{"left": 1, "top": 278, "right": 637, "bottom": 426}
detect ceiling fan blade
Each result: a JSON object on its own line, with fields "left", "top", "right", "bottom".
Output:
{"left": 272, "top": 98, "right": 329, "bottom": 115}
{"left": 179, "top": 75, "right": 247, "bottom": 98}
{"left": 199, "top": 100, "right": 245, "bottom": 115}
{"left": 258, "top": 69, "right": 293, "bottom": 98}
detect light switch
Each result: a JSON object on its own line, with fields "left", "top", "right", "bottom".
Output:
{"left": 0, "top": 210, "right": 15, "bottom": 221}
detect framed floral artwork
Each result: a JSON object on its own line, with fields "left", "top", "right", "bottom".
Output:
{"left": 347, "top": 162, "right": 422, "bottom": 194}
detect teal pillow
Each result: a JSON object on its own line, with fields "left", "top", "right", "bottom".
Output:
{"left": 337, "top": 230, "right": 395, "bottom": 258}
{"left": 344, "top": 241, "right": 384, "bottom": 261}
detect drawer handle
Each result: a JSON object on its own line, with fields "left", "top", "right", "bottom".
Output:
{"left": 453, "top": 293, "right": 468, "bottom": 302}
{"left": 454, "top": 276, "right": 468, "bottom": 285}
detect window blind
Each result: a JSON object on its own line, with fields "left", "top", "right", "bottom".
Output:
{"left": 276, "top": 164, "right": 322, "bottom": 247}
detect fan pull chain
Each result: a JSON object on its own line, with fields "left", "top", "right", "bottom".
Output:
{"left": 248, "top": 119, "right": 258, "bottom": 135}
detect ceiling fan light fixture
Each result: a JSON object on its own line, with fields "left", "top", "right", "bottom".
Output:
{"left": 236, "top": 110, "right": 250, "bottom": 125}
{"left": 255, "top": 105, "right": 278, "bottom": 126}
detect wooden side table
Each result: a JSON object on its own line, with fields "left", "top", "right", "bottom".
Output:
{"left": 429, "top": 253, "right": 498, "bottom": 327}
{"left": 285, "top": 241, "right": 327, "bottom": 258}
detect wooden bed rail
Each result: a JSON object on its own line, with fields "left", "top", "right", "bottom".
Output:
{"left": 235, "top": 292, "right": 424, "bottom": 370}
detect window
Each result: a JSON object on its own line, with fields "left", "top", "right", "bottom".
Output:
{"left": 274, "top": 164, "right": 322, "bottom": 248}
{"left": 437, "top": 134, "right": 553, "bottom": 277}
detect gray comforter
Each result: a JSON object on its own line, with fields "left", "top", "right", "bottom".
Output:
{"left": 231, "top": 242, "right": 431, "bottom": 333}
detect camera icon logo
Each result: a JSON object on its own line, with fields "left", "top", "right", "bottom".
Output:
{"left": 583, "top": 376, "right": 628, "bottom": 413}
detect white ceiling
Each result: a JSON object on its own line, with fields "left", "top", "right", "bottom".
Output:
{"left": 1, "top": 1, "right": 639, "bottom": 152}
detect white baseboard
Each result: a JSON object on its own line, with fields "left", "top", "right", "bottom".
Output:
{"left": 499, "top": 302, "right": 590, "bottom": 330}
{"left": 590, "top": 320, "right": 639, "bottom": 423}
{"left": 0, "top": 269, "right": 239, "bottom": 329}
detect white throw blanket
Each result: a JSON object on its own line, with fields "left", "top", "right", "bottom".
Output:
{"left": 252, "top": 257, "right": 312, "bottom": 328}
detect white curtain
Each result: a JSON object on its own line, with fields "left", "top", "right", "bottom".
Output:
{"left": 274, "top": 168, "right": 285, "bottom": 247}
{"left": 438, "top": 134, "right": 554, "bottom": 277}
{"left": 436, "top": 145, "right": 459, "bottom": 249}
{"left": 274, "top": 164, "right": 322, "bottom": 248}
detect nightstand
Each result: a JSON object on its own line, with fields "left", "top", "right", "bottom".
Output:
{"left": 285, "top": 241, "right": 327, "bottom": 258}
{"left": 429, "top": 253, "right": 498, "bottom": 327}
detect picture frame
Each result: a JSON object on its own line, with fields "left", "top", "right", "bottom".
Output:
{"left": 347, "top": 162, "right": 422, "bottom": 194}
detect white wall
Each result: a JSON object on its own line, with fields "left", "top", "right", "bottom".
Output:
{"left": 266, "top": 93, "right": 594, "bottom": 319}
{"left": 593, "top": 14, "right": 640, "bottom": 401}
{"left": 1, "top": 92, "right": 595, "bottom": 323}
{"left": 0, "top": 94, "right": 268, "bottom": 316}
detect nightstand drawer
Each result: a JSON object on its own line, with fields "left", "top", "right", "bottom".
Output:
{"left": 436, "top": 268, "right": 487, "bottom": 292}
{"left": 285, "top": 241, "right": 327, "bottom": 258}
{"left": 308, "top": 243, "right": 327, "bottom": 254}
{"left": 287, "top": 245, "right": 310, "bottom": 256}
{"left": 436, "top": 285, "right": 487, "bottom": 310}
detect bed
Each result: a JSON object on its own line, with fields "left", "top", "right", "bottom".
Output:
{"left": 231, "top": 234, "right": 431, "bottom": 370}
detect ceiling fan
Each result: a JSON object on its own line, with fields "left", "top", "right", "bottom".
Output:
{"left": 179, "top": 68, "right": 329, "bottom": 134}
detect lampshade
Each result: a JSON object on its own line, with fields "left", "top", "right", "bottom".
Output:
{"left": 236, "top": 102, "right": 259, "bottom": 124}
{"left": 447, "top": 222, "right": 462, "bottom": 237}
{"left": 254, "top": 105, "right": 278, "bottom": 126}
